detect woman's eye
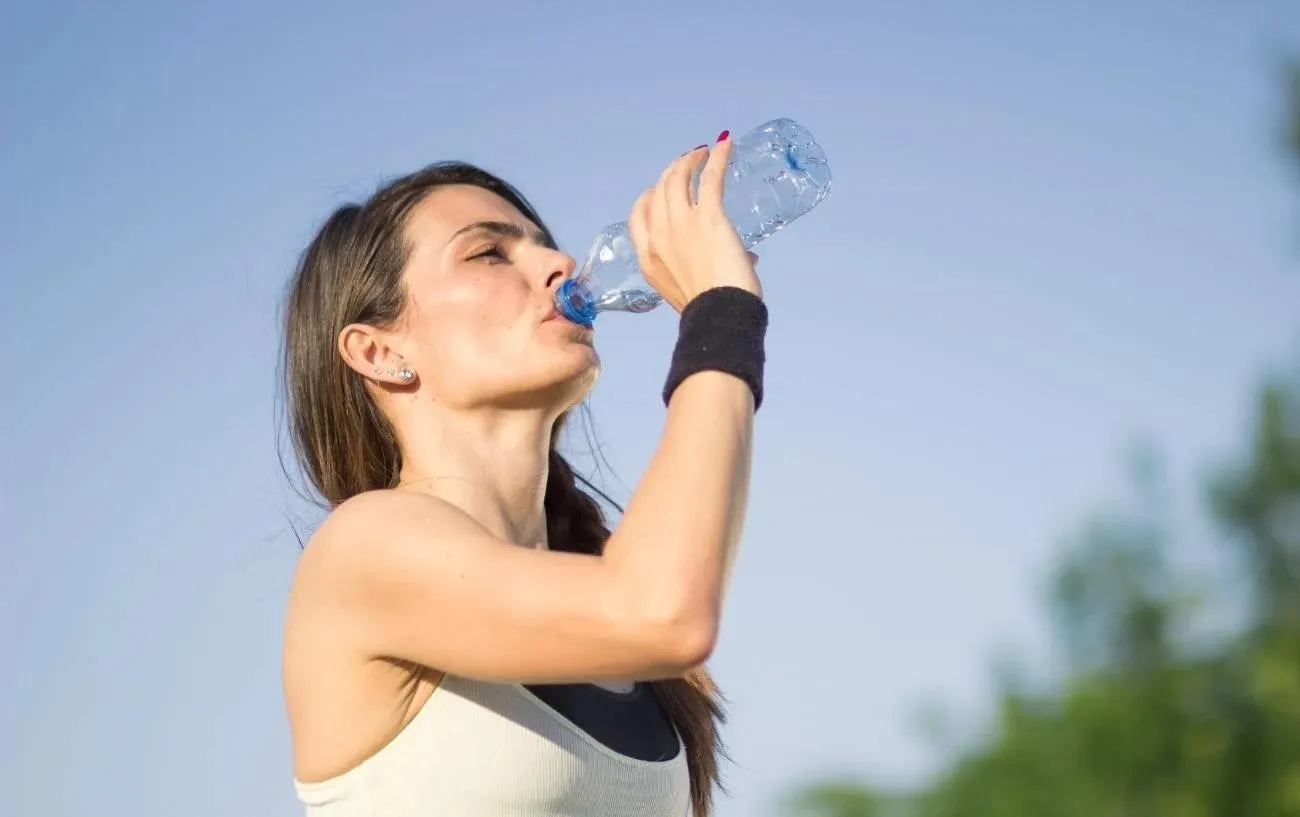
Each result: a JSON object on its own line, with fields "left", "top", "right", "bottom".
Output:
{"left": 470, "top": 244, "right": 508, "bottom": 263}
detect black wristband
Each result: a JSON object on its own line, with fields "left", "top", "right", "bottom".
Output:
{"left": 662, "top": 286, "right": 768, "bottom": 410}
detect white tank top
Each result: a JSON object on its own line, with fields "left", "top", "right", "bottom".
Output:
{"left": 293, "top": 674, "right": 690, "bottom": 816}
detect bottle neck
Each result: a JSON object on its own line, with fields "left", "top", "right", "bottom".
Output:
{"left": 555, "top": 279, "right": 597, "bottom": 326}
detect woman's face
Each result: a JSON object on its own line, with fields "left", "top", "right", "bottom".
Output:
{"left": 390, "top": 184, "right": 598, "bottom": 411}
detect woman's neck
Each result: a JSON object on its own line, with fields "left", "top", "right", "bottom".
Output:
{"left": 395, "top": 406, "right": 554, "bottom": 547}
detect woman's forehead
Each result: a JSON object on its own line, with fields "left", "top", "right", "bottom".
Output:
{"left": 407, "top": 184, "right": 533, "bottom": 243}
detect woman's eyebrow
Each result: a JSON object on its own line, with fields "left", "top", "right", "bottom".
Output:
{"left": 446, "top": 220, "right": 547, "bottom": 247}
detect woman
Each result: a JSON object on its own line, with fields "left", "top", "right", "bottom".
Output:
{"left": 281, "top": 129, "right": 767, "bottom": 816}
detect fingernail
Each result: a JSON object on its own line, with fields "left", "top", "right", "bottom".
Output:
{"left": 716, "top": 129, "right": 730, "bottom": 142}
{"left": 679, "top": 144, "right": 708, "bottom": 157}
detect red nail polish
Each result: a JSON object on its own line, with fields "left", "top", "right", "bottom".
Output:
{"left": 716, "top": 129, "right": 730, "bottom": 142}
{"left": 679, "top": 144, "right": 708, "bottom": 157}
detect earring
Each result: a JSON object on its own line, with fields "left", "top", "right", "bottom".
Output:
{"left": 372, "top": 366, "right": 416, "bottom": 383}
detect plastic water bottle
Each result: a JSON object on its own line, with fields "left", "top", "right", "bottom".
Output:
{"left": 555, "top": 117, "right": 832, "bottom": 325}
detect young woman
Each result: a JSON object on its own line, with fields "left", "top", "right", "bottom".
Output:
{"left": 280, "top": 130, "right": 767, "bottom": 816}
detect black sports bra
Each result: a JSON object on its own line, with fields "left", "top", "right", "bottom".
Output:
{"left": 524, "top": 682, "right": 680, "bottom": 761}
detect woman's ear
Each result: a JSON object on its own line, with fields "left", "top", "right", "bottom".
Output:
{"left": 338, "top": 323, "right": 416, "bottom": 385}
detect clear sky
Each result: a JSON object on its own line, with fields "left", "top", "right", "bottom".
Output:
{"left": 3, "top": 1, "right": 1299, "bottom": 815}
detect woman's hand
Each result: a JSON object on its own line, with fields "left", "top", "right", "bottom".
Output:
{"left": 627, "top": 133, "right": 763, "bottom": 312}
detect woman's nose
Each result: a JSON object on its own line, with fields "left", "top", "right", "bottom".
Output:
{"left": 542, "top": 252, "right": 576, "bottom": 290}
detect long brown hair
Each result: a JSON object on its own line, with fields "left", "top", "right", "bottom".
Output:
{"left": 280, "top": 161, "right": 727, "bottom": 815}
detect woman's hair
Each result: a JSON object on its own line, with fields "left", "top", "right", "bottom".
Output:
{"left": 280, "top": 161, "right": 727, "bottom": 815}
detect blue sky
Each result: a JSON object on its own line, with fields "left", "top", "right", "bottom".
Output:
{"left": 3, "top": 1, "right": 1298, "bottom": 814}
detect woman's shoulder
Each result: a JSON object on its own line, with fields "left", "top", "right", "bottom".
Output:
{"left": 286, "top": 490, "right": 485, "bottom": 652}
{"left": 328, "top": 487, "right": 461, "bottom": 523}
{"left": 295, "top": 489, "right": 495, "bottom": 593}
{"left": 312, "top": 489, "right": 479, "bottom": 548}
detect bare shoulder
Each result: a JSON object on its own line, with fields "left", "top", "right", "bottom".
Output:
{"left": 284, "top": 488, "right": 494, "bottom": 677}
{"left": 312, "top": 488, "right": 482, "bottom": 551}
{"left": 291, "top": 489, "right": 494, "bottom": 604}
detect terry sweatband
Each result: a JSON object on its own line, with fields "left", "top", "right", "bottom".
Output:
{"left": 661, "top": 286, "right": 768, "bottom": 410}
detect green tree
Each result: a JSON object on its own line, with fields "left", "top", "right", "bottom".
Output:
{"left": 778, "top": 779, "right": 888, "bottom": 817}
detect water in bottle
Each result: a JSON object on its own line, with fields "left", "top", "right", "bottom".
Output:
{"left": 554, "top": 117, "right": 832, "bottom": 325}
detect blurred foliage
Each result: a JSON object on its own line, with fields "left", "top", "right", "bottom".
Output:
{"left": 779, "top": 62, "right": 1300, "bottom": 817}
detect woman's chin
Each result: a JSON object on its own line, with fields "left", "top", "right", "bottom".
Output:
{"left": 560, "top": 345, "right": 600, "bottom": 387}
{"left": 544, "top": 326, "right": 599, "bottom": 371}
{"left": 550, "top": 345, "right": 600, "bottom": 402}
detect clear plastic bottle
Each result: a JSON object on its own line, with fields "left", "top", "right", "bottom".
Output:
{"left": 555, "top": 117, "right": 832, "bottom": 325}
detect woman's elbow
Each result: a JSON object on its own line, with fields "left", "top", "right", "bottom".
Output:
{"left": 611, "top": 566, "right": 720, "bottom": 672}
{"left": 668, "top": 615, "right": 717, "bottom": 669}
{"left": 637, "top": 601, "right": 719, "bottom": 673}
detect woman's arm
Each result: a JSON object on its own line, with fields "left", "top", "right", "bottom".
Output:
{"left": 288, "top": 369, "right": 753, "bottom": 683}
